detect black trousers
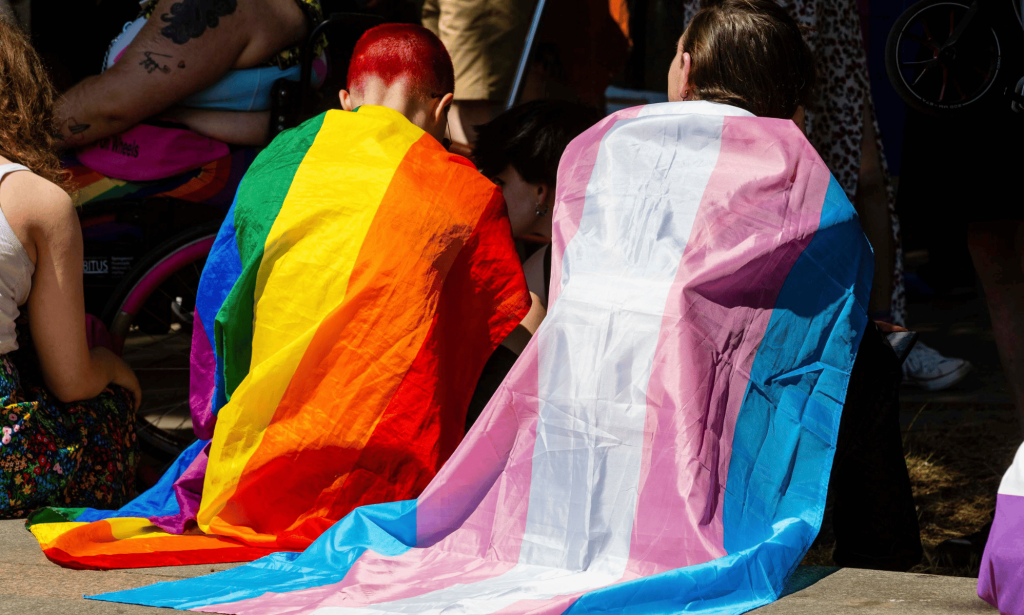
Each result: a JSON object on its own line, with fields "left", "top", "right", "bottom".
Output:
{"left": 826, "top": 323, "right": 923, "bottom": 571}
{"left": 467, "top": 322, "right": 923, "bottom": 571}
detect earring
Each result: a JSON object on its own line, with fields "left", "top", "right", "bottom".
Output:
{"left": 683, "top": 88, "right": 690, "bottom": 100}
{"left": 535, "top": 203, "right": 549, "bottom": 217}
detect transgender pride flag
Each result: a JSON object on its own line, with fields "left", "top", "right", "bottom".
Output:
{"left": 94, "top": 101, "right": 873, "bottom": 615}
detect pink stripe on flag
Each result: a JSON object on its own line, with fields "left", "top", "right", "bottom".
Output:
{"left": 627, "top": 117, "right": 832, "bottom": 576}
{"left": 203, "top": 341, "right": 545, "bottom": 615}
{"left": 549, "top": 107, "right": 642, "bottom": 307}
{"left": 416, "top": 335, "right": 541, "bottom": 554}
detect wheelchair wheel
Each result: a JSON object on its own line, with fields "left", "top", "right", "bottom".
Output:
{"left": 101, "top": 222, "right": 220, "bottom": 460}
{"left": 885, "top": 0, "right": 1002, "bottom": 115}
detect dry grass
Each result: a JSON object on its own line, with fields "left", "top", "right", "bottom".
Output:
{"left": 802, "top": 403, "right": 1020, "bottom": 577}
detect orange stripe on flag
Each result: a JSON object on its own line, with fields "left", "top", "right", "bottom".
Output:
{"left": 215, "top": 135, "right": 507, "bottom": 548}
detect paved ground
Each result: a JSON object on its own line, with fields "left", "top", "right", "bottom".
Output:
{"left": 0, "top": 520, "right": 995, "bottom": 614}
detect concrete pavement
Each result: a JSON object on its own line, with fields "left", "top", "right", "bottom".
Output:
{"left": 0, "top": 520, "right": 996, "bottom": 614}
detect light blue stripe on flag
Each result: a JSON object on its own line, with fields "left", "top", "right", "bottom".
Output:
{"left": 90, "top": 499, "right": 418, "bottom": 609}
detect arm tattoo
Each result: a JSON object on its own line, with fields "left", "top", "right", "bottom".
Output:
{"left": 62, "top": 118, "right": 90, "bottom": 143}
{"left": 160, "top": 0, "right": 238, "bottom": 45}
{"left": 140, "top": 51, "right": 173, "bottom": 74}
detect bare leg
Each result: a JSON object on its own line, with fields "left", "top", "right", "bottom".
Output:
{"left": 853, "top": 100, "right": 895, "bottom": 315}
{"left": 969, "top": 220, "right": 1024, "bottom": 431}
{"left": 448, "top": 100, "right": 501, "bottom": 146}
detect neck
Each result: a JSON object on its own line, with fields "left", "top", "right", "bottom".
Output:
{"left": 350, "top": 78, "right": 435, "bottom": 136}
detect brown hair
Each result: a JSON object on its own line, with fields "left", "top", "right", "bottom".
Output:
{"left": 681, "top": 0, "right": 816, "bottom": 119}
{"left": 0, "top": 16, "right": 67, "bottom": 188}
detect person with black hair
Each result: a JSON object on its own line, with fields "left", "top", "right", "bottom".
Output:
{"left": 475, "top": 100, "right": 603, "bottom": 312}
{"left": 464, "top": 100, "right": 602, "bottom": 428}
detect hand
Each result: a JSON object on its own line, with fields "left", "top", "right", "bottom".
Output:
{"left": 112, "top": 355, "right": 142, "bottom": 411}
{"left": 93, "top": 347, "right": 142, "bottom": 410}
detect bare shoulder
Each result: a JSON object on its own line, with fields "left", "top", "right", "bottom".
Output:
{"left": 1, "top": 171, "right": 73, "bottom": 220}
{"left": 0, "top": 169, "right": 76, "bottom": 254}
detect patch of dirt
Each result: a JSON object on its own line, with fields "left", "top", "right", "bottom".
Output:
{"left": 803, "top": 403, "right": 1020, "bottom": 577}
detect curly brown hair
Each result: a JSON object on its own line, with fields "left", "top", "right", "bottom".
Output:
{"left": 0, "top": 16, "right": 67, "bottom": 189}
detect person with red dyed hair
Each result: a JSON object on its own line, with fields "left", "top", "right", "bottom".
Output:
{"left": 138, "top": 23, "right": 533, "bottom": 549}
{"left": 340, "top": 23, "right": 455, "bottom": 140}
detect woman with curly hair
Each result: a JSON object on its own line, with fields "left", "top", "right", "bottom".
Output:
{"left": 0, "top": 16, "right": 141, "bottom": 518}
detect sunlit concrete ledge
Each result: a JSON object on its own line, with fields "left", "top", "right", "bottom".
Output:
{"left": 0, "top": 520, "right": 995, "bottom": 614}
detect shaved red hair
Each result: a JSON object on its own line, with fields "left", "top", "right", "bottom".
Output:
{"left": 346, "top": 24, "right": 455, "bottom": 98}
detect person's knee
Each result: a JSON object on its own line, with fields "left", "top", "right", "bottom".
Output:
{"left": 968, "top": 221, "right": 1024, "bottom": 285}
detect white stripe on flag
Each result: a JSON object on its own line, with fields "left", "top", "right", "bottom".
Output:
{"left": 314, "top": 105, "right": 730, "bottom": 615}
{"left": 999, "top": 441, "right": 1024, "bottom": 497}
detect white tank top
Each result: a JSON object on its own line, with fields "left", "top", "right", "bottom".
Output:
{"left": 0, "top": 164, "right": 36, "bottom": 354}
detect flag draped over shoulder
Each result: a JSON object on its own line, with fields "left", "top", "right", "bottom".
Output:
{"left": 979, "top": 442, "right": 1024, "bottom": 613}
{"left": 90, "top": 101, "right": 873, "bottom": 615}
{"left": 26, "top": 105, "right": 531, "bottom": 570}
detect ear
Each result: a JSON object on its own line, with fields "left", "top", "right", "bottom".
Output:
{"left": 536, "top": 182, "right": 550, "bottom": 206}
{"left": 679, "top": 52, "right": 692, "bottom": 100}
{"left": 433, "top": 92, "right": 455, "bottom": 125}
{"left": 339, "top": 89, "right": 356, "bottom": 112}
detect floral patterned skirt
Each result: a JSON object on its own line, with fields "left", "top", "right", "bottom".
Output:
{"left": 0, "top": 351, "right": 136, "bottom": 519}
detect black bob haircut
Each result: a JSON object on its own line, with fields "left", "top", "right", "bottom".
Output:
{"left": 474, "top": 100, "right": 604, "bottom": 188}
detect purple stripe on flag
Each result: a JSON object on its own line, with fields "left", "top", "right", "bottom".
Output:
{"left": 150, "top": 443, "right": 209, "bottom": 534}
{"left": 189, "top": 311, "right": 217, "bottom": 439}
{"left": 980, "top": 492, "right": 1024, "bottom": 614}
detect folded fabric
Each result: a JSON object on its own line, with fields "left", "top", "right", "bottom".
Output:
{"left": 67, "top": 147, "right": 255, "bottom": 208}
{"left": 29, "top": 105, "right": 530, "bottom": 570}
{"left": 979, "top": 441, "right": 1024, "bottom": 613}
{"left": 92, "top": 101, "right": 874, "bottom": 615}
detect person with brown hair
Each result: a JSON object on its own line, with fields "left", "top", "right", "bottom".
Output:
{"left": 665, "top": 0, "right": 922, "bottom": 571}
{"left": 0, "top": 16, "right": 141, "bottom": 518}
{"left": 677, "top": 0, "right": 970, "bottom": 391}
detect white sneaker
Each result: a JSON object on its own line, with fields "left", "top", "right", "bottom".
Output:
{"left": 902, "top": 341, "right": 972, "bottom": 391}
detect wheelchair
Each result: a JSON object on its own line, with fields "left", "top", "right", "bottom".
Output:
{"left": 77, "top": 11, "right": 384, "bottom": 461}
{"left": 885, "top": 0, "right": 1024, "bottom": 115}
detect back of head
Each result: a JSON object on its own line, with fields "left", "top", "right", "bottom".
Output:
{"left": 347, "top": 23, "right": 455, "bottom": 99}
{"left": 682, "top": 0, "right": 815, "bottom": 119}
{"left": 475, "top": 100, "right": 604, "bottom": 187}
{"left": 0, "top": 16, "right": 65, "bottom": 188}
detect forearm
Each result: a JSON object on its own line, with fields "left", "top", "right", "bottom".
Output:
{"left": 165, "top": 107, "right": 271, "bottom": 146}
{"left": 43, "top": 346, "right": 120, "bottom": 403}
{"left": 57, "top": 76, "right": 151, "bottom": 148}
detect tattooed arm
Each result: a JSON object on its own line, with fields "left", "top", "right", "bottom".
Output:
{"left": 57, "top": 0, "right": 307, "bottom": 147}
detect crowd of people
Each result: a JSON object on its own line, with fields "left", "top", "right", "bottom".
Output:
{"left": 0, "top": 0, "right": 1020, "bottom": 605}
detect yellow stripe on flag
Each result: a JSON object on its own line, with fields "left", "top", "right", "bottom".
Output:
{"left": 198, "top": 107, "right": 423, "bottom": 540}
{"left": 30, "top": 522, "right": 89, "bottom": 549}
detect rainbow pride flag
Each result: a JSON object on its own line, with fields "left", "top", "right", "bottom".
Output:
{"left": 92, "top": 101, "right": 873, "bottom": 614}
{"left": 67, "top": 147, "right": 256, "bottom": 208}
{"left": 28, "top": 105, "right": 530, "bottom": 570}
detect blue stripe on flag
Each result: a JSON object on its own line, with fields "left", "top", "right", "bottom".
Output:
{"left": 564, "top": 176, "right": 871, "bottom": 615}
{"left": 75, "top": 439, "right": 209, "bottom": 523}
{"left": 196, "top": 198, "right": 243, "bottom": 416}
{"left": 88, "top": 499, "right": 418, "bottom": 609}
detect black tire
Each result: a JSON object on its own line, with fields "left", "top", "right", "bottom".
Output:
{"left": 885, "top": 0, "right": 1002, "bottom": 116}
{"left": 101, "top": 222, "right": 220, "bottom": 461}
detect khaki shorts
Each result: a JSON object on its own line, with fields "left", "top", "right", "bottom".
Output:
{"left": 422, "top": 0, "right": 538, "bottom": 101}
